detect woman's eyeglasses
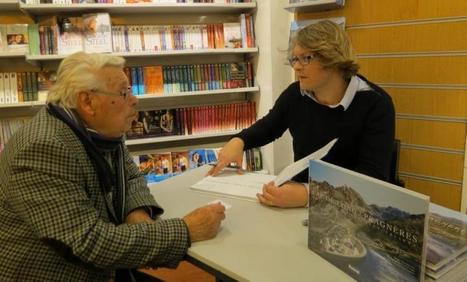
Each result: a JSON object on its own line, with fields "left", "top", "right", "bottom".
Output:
{"left": 287, "top": 54, "right": 315, "bottom": 66}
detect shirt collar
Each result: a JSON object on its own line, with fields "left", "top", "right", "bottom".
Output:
{"left": 300, "top": 75, "right": 371, "bottom": 111}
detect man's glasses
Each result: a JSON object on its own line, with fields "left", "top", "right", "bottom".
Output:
{"left": 287, "top": 54, "right": 315, "bottom": 66}
{"left": 90, "top": 86, "right": 132, "bottom": 99}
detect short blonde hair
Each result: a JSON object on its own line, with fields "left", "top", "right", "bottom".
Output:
{"left": 47, "top": 52, "right": 125, "bottom": 108}
{"left": 291, "top": 20, "right": 359, "bottom": 80}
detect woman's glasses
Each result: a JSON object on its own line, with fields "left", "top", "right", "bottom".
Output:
{"left": 287, "top": 54, "right": 315, "bottom": 66}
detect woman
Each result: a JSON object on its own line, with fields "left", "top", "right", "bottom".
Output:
{"left": 209, "top": 20, "right": 395, "bottom": 208}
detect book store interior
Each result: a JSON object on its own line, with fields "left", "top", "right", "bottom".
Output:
{"left": 0, "top": 1, "right": 466, "bottom": 281}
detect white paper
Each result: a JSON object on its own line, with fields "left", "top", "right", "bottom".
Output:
{"left": 191, "top": 138, "right": 337, "bottom": 199}
{"left": 192, "top": 171, "right": 275, "bottom": 200}
{"left": 273, "top": 138, "right": 337, "bottom": 186}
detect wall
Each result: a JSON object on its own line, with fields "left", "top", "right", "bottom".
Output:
{"left": 295, "top": 0, "right": 467, "bottom": 211}
{"left": 255, "top": 0, "right": 295, "bottom": 174}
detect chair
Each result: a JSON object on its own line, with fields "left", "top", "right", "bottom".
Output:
{"left": 388, "top": 139, "right": 405, "bottom": 187}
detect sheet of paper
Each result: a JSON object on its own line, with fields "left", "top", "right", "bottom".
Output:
{"left": 273, "top": 138, "right": 337, "bottom": 186}
{"left": 191, "top": 138, "right": 337, "bottom": 200}
{"left": 191, "top": 170, "right": 275, "bottom": 200}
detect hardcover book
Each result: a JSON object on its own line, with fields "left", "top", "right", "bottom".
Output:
{"left": 308, "top": 160, "right": 430, "bottom": 282}
{"left": 426, "top": 203, "right": 467, "bottom": 272}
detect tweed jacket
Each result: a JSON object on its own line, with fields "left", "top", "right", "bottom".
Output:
{"left": 0, "top": 108, "right": 190, "bottom": 281}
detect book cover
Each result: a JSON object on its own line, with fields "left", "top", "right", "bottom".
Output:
{"left": 308, "top": 160, "right": 430, "bottom": 282}
{"left": 126, "top": 112, "right": 145, "bottom": 139}
{"left": 171, "top": 151, "right": 189, "bottom": 174}
{"left": 188, "top": 149, "right": 206, "bottom": 169}
{"left": 426, "top": 203, "right": 467, "bottom": 272}
{"left": 6, "top": 24, "right": 29, "bottom": 53}
{"left": 141, "top": 110, "right": 162, "bottom": 136}
{"left": 158, "top": 109, "right": 178, "bottom": 135}
{"left": 37, "top": 70, "right": 56, "bottom": 102}
{"left": 57, "top": 16, "right": 84, "bottom": 55}
{"left": 83, "top": 13, "right": 112, "bottom": 53}
{"left": 205, "top": 148, "right": 220, "bottom": 164}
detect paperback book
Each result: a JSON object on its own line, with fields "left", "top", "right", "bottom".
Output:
{"left": 308, "top": 160, "right": 430, "bottom": 282}
{"left": 6, "top": 24, "right": 29, "bottom": 53}
{"left": 83, "top": 13, "right": 112, "bottom": 53}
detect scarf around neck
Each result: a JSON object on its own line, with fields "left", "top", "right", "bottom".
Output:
{"left": 47, "top": 103, "right": 126, "bottom": 223}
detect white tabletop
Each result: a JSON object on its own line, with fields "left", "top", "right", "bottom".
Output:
{"left": 149, "top": 165, "right": 354, "bottom": 282}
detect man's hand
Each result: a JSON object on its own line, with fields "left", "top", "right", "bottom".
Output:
{"left": 125, "top": 208, "right": 154, "bottom": 224}
{"left": 257, "top": 181, "right": 308, "bottom": 208}
{"left": 182, "top": 204, "right": 226, "bottom": 242}
{"left": 207, "top": 137, "right": 245, "bottom": 176}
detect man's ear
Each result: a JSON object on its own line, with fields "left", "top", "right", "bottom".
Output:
{"left": 77, "top": 91, "right": 95, "bottom": 117}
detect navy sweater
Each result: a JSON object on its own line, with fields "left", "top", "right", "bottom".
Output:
{"left": 236, "top": 75, "right": 395, "bottom": 183}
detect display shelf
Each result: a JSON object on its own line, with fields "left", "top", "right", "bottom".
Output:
{"left": 136, "top": 86, "right": 259, "bottom": 101}
{"left": 125, "top": 130, "right": 240, "bottom": 146}
{"left": 25, "top": 48, "right": 258, "bottom": 61}
{"left": 19, "top": 2, "right": 256, "bottom": 16}
{"left": 0, "top": 101, "right": 45, "bottom": 110}
{"left": 0, "top": 0, "right": 19, "bottom": 11}
{"left": 0, "top": 52, "right": 26, "bottom": 58}
{"left": 284, "top": 0, "right": 344, "bottom": 13}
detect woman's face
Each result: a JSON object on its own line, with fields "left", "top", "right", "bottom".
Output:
{"left": 291, "top": 45, "right": 335, "bottom": 92}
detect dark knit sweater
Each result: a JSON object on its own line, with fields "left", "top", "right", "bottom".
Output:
{"left": 236, "top": 75, "right": 395, "bottom": 183}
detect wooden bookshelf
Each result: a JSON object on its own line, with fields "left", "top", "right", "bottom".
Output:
{"left": 125, "top": 130, "right": 240, "bottom": 146}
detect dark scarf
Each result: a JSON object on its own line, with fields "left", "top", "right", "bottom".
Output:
{"left": 47, "top": 104, "right": 126, "bottom": 224}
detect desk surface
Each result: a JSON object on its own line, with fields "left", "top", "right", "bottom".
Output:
{"left": 149, "top": 165, "right": 353, "bottom": 282}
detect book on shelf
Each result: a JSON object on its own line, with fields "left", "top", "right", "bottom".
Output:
{"left": 5, "top": 24, "right": 29, "bottom": 53}
{"left": 0, "top": 25, "right": 7, "bottom": 52}
{"left": 57, "top": 16, "right": 84, "bottom": 55}
{"left": 223, "top": 22, "right": 242, "bottom": 48}
{"left": 133, "top": 147, "right": 260, "bottom": 184}
{"left": 307, "top": 159, "right": 430, "bottom": 282}
{"left": 424, "top": 203, "right": 467, "bottom": 280}
{"left": 171, "top": 151, "right": 190, "bottom": 175}
{"left": 83, "top": 13, "right": 112, "bottom": 53}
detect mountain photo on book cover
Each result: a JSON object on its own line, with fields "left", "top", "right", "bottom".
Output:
{"left": 426, "top": 203, "right": 467, "bottom": 271}
{"left": 308, "top": 160, "right": 429, "bottom": 282}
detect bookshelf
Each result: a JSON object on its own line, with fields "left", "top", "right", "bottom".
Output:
{"left": 19, "top": 2, "right": 256, "bottom": 15}
{"left": 284, "top": 0, "right": 344, "bottom": 13}
{"left": 25, "top": 48, "right": 258, "bottom": 61}
{"left": 0, "top": 1, "right": 261, "bottom": 165}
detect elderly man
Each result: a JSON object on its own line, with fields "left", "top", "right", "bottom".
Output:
{"left": 0, "top": 52, "right": 225, "bottom": 281}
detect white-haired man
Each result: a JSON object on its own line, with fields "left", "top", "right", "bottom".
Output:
{"left": 0, "top": 52, "right": 225, "bottom": 281}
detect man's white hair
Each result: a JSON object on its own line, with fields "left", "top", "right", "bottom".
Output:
{"left": 47, "top": 52, "right": 125, "bottom": 108}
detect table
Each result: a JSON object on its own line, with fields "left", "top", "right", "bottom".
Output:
{"left": 149, "top": 165, "right": 353, "bottom": 282}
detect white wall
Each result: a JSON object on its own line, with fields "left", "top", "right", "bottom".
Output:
{"left": 255, "top": 0, "right": 294, "bottom": 175}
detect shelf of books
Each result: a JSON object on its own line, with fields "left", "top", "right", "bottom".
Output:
{"left": 20, "top": 2, "right": 256, "bottom": 15}
{"left": 126, "top": 130, "right": 240, "bottom": 146}
{"left": 1, "top": 1, "right": 261, "bottom": 173}
{"left": 284, "top": 0, "right": 344, "bottom": 13}
{"left": 25, "top": 48, "right": 258, "bottom": 61}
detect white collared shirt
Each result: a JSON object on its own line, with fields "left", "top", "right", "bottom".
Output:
{"left": 300, "top": 75, "right": 371, "bottom": 111}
